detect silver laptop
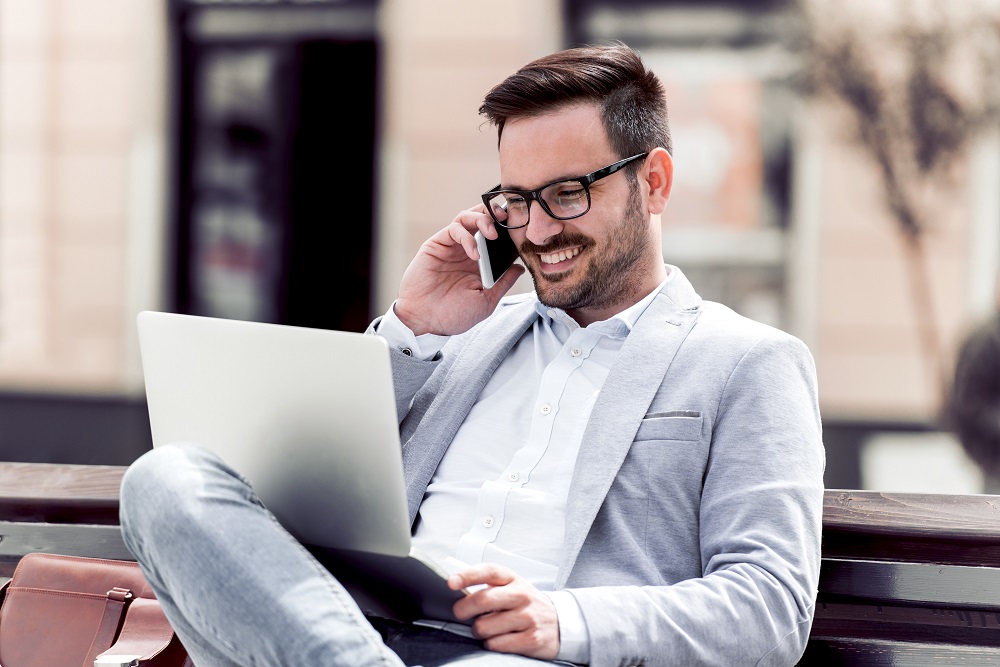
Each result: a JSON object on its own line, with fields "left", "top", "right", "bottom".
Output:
{"left": 137, "top": 311, "right": 464, "bottom": 621}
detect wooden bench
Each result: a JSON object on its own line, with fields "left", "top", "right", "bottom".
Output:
{"left": 0, "top": 462, "right": 133, "bottom": 576}
{"left": 803, "top": 491, "right": 1000, "bottom": 664}
{"left": 2, "top": 462, "right": 1000, "bottom": 664}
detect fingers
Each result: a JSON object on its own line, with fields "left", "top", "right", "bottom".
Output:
{"left": 450, "top": 563, "right": 516, "bottom": 622}
{"left": 481, "top": 628, "right": 557, "bottom": 658}
{"left": 446, "top": 204, "right": 499, "bottom": 260}
{"left": 454, "top": 205, "right": 498, "bottom": 241}
{"left": 482, "top": 263, "right": 526, "bottom": 306}
{"left": 456, "top": 583, "right": 534, "bottom": 622}
{"left": 448, "top": 570, "right": 561, "bottom": 661}
{"left": 423, "top": 205, "right": 500, "bottom": 265}
{"left": 474, "top": 608, "right": 533, "bottom": 643}
{"left": 441, "top": 221, "right": 477, "bottom": 261}
{"left": 449, "top": 562, "right": 516, "bottom": 591}
{"left": 493, "top": 263, "right": 525, "bottom": 293}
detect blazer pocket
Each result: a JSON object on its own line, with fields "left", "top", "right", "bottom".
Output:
{"left": 635, "top": 413, "right": 703, "bottom": 442}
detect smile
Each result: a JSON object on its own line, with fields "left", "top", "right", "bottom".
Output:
{"left": 539, "top": 246, "right": 582, "bottom": 265}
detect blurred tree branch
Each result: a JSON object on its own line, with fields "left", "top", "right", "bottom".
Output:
{"left": 799, "top": 0, "right": 1000, "bottom": 407}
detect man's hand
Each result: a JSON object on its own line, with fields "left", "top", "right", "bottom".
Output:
{"left": 449, "top": 563, "right": 560, "bottom": 660}
{"left": 394, "top": 207, "right": 525, "bottom": 336}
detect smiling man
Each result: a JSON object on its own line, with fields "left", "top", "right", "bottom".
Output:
{"left": 121, "top": 43, "right": 824, "bottom": 667}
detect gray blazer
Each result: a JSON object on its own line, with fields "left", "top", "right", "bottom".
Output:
{"left": 374, "top": 267, "right": 824, "bottom": 667}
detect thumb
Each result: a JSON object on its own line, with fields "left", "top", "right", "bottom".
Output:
{"left": 484, "top": 264, "right": 526, "bottom": 307}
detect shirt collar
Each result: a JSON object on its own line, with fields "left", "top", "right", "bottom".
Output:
{"left": 533, "top": 266, "right": 673, "bottom": 336}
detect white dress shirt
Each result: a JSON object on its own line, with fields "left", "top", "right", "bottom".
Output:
{"left": 375, "top": 272, "right": 671, "bottom": 664}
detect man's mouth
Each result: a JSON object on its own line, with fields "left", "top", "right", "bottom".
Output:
{"left": 539, "top": 246, "right": 582, "bottom": 265}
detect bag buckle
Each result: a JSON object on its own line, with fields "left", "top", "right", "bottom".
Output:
{"left": 94, "top": 655, "right": 140, "bottom": 667}
{"left": 106, "top": 587, "right": 133, "bottom": 602}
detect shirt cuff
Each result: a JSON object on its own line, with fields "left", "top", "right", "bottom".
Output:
{"left": 545, "top": 590, "right": 590, "bottom": 665}
{"left": 373, "top": 302, "right": 449, "bottom": 360}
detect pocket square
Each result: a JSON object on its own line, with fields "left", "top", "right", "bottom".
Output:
{"left": 644, "top": 410, "right": 700, "bottom": 419}
{"left": 636, "top": 411, "right": 703, "bottom": 441}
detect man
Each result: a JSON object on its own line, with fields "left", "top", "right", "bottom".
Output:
{"left": 947, "top": 278, "right": 1000, "bottom": 492}
{"left": 121, "top": 44, "right": 824, "bottom": 666}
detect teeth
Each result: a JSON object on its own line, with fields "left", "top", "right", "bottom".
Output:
{"left": 540, "top": 247, "right": 582, "bottom": 265}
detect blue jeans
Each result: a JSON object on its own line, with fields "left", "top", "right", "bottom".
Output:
{"left": 119, "top": 444, "right": 566, "bottom": 667}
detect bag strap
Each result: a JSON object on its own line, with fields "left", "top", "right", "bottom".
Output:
{"left": 0, "top": 578, "right": 11, "bottom": 609}
{"left": 82, "top": 587, "right": 133, "bottom": 667}
{"left": 93, "top": 597, "right": 176, "bottom": 667}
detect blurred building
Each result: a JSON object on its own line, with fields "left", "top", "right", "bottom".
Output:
{"left": 0, "top": 0, "right": 997, "bottom": 490}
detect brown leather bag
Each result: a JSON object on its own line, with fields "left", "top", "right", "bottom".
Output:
{"left": 0, "top": 553, "right": 192, "bottom": 667}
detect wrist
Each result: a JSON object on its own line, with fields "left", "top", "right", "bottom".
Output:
{"left": 393, "top": 300, "right": 431, "bottom": 336}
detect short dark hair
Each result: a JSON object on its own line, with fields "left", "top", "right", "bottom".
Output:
{"left": 479, "top": 43, "right": 671, "bottom": 161}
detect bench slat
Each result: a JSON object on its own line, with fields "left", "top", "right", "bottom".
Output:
{"left": 814, "top": 600, "right": 1000, "bottom": 631}
{"left": 0, "top": 463, "right": 125, "bottom": 524}
{"left": 0, "top": 521, "right": 132, "bottom": 577}
{"left": 800, "top": 637, "right": 1000, "bottom": 666}
{"left": 824, "top": 490, "right": 1000, "bottom": 539}
{"left": 819, "top": 558, "right": 1000, "bottom": 610}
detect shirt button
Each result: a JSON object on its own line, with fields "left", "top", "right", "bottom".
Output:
{"left": 547, "top": 309, "right": 557, "bottom": 318}
{"left": 482, "top": 515, "right": 495, "bottom": 528}
{"left": 507, "top": 471, "right": 520, "bottom": 482}
{"left": 540, "top": 403, "right": 552, "bottom": 415}
{"left": 570, "top": 347, "right": 582, "bottom": 357}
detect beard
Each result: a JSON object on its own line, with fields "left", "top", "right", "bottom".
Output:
{"left": 519, "top": 179, "right": 654, "bottom": 314}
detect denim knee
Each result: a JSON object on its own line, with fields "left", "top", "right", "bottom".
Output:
{"left": 120, "top": 444, "right": 211, "bottom": 554}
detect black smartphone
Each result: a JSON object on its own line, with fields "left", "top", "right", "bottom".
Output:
{"left": 475, "top": 226, "right": 519, "bottom": 289}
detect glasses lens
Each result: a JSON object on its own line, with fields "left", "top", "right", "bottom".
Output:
{"left": 487, "top": 192, "right": 529, "bottom": 228}
{"left": 540, "top": 181, "right": 589, "bottom": 219}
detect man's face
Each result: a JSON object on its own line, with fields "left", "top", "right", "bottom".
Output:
{"left": 499, "top": 104, "right": 659, "bottom": 321}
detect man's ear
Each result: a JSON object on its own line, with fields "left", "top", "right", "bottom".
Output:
{"left": 644, "top": 147, "right": 673, "bottom": 215}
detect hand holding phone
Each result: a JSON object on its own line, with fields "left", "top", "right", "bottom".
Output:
{"left": 395, "top": 206, "right": 522, "bottom": 336}
{"left": 475, "top": 226, "right": 520, "bottom": 289}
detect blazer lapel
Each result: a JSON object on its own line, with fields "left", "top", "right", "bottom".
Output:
{"left": 557, "top": 273, "right": 702, "bottom": 586}
{"left": 401, "top": 298, "right": 538, "bottom": 524}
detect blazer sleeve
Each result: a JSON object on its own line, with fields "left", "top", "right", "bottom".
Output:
{"left": 567, "top": 334, "right": 825, "bottom": 667}
{"left": 365, "top": 315, "right": 441, "bottom": 422}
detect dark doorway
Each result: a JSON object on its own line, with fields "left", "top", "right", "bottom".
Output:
{"left": 170, "top": 3, "right": 379, "bottom": 333}
{"left": 286, "top": 41, "right": 376, "bottom": 332}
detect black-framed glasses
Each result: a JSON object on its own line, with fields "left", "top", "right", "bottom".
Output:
{"left": 481, "top": 152, "right": 649, "bottom": 229}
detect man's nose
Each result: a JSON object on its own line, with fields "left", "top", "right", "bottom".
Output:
{"left": 524, "top": 200, "right": 564, "bottom": 246}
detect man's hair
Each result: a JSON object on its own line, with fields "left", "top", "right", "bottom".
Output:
{"left": 479, "top": 43, "right": 671, "bottom": 161}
